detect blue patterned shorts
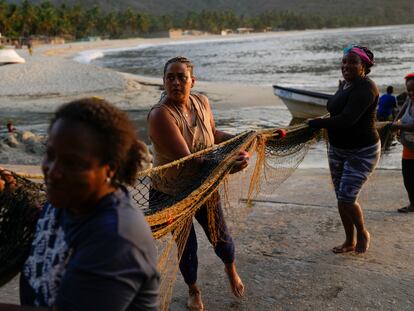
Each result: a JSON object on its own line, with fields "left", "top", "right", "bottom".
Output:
{"left": 328, "top": 142, "right": 381, "bottom": 203}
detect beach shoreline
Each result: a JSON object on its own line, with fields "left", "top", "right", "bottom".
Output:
{"left": 0, "top": 32, "right": 283, "bottom": 115}
{"left": 0, "top": 32, "right": 283, "bottom": 166}
{"left": 2, "top": 23, "right": 413, "bottom": 114}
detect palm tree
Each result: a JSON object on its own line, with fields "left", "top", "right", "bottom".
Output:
{"left": 104, "top": 12, "right": 121, "bottom": 38}
{"left": 136, "top": 13, "right": 150, "bottom": 34}
{"left": 5, "top": 4, "right": 22, "bottom": 37}
{"left": 122, "top": 7, "right": 137, "bottom": 36}
{"left": 0, "top": 0, "right": 8, "bottom": 36}
{"left": 21, "top": 0, "right": 37, "bottom": 36}
{"left": 36, "top": 0, "right": 58, "bottom": 36}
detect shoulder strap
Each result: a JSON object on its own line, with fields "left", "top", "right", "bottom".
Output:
{"left": 190, "top": 93, "right": 209, "bottom": 122}
{"left": 147, "top": 99, "right": 183, "bottom": 128}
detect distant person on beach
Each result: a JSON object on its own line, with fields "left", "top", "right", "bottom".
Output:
{"left": 0, "top": 98, "right": 159, "bottom": 310}
{"left": 391, "top": 73, "right": 414, "bottom": 213}
{"left": 307, "top": 45, "right": 380, "bottom": 254}
{"left": 147, "top": 56, "right": 248, "bottom": 311}
{"left": 6, "top": 121, "right": 15, "bottom": 133}
{"left": 27, "top": 38, "right": 33, "bottom": 56}
{"left": 377, "top": 85, "right": 397, "bottom": 121}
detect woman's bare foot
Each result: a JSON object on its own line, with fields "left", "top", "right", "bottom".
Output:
{"left": 355, "top": 230, "right": 370, "bottom": 253}
{"left": 187, "top": 285, "right": 204, "bottom": 311}
{"left": 224, "top": 263, "right": 245, "bottom": 298}
{"left": 332, "top": 243, "right": 356, "bottom": 254}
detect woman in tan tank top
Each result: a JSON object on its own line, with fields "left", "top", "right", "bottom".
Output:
{"left": 148, "top": 56, "right": 249, "bottom": 311}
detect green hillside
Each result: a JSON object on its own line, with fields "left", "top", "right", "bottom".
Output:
{"left": 1, "top": 0, "right": 413, "bottom": 39}
{"left": 5, "top": 0, "right": 414, "bottom": 19}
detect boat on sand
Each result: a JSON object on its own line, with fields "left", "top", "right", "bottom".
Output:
{"left": 0, "top": 48, "right": 25, "bottom": 65}
{"left": 273, "top": 84, "right": 331, "bottom": 119}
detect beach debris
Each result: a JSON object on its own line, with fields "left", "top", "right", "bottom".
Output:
{"left": 4, "top": 133, "right": 19, "bottom": 148}
{"left": 21, "top": 131, "right": 45, "bottom": 154}
{"left": 0, "top": 130, "right": 46, "bottom": 159}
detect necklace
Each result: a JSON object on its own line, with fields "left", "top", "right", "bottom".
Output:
{"left": 183, "top": 104, "right": 192, "bottom": 118}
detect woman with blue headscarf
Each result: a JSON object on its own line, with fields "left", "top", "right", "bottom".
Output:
{"left": 308, "top": 45, "right": 380, "bottom": 254}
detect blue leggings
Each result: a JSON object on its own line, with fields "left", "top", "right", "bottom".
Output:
{"left": 149, "top": 189, "right": 235, "bottom": 285}
{"left": 179, "top": 199, "right": 235, "bottom": 285}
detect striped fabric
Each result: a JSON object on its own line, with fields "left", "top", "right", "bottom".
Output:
{"left": 328, "top": 142, "right": 381, "bottom": 203}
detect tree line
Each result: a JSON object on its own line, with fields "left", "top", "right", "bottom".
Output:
{"left": 0, "top": 0, "right": 411, "bottom": 40}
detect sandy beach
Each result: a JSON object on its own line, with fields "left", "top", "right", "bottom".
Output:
{"left": 0, "top": 34, "right": 279, "bottom": 114}
{"left": 0, "top": 34, "right": 413, "bottom": 310}
{"left": 0, "top": 33, "right": 281, "bottom": 165}
{"left": 0, "top": 166, "right": 412, "bottom": 310}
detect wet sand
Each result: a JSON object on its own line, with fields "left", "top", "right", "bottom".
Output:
{"left": 0, "top": 167, "right": 412, "bottom": 310}
{"left": 168, "top": 168, "right": 413, "bottom": 311}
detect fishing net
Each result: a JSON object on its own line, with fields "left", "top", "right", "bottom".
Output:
{"left": 0, "top": 121, "right": 392, "bottom": 310}
{"left": 131, "top": 123, "right": 320, "bottom": 308}
{"left": 0, "top": 172, "right": 45, "bottom": 286}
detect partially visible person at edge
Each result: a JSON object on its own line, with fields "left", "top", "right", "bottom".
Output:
{"left": 396, "top": 91, "right": 408, "bottom": 114}
{"left": 391, "top": 73, "right": 414, "bottom": 213}
{"left": 0, "top": 98, "right": 159, "bottom": 311}
{"left": 377, "top": 85, "right": 397, "bottom": 121}
{"left": 307, "top": 45, "right": 380, "bottom": 254}
{"left": 147, "top": 56, "right": 248, "bottom": 311}
{"left": 27, "top": 38, "right": 33, "bottom": 56}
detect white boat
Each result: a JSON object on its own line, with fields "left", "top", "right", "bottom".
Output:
{"left": 273, "top": 84, "right": 331, "bottom": 119}
{"left": 0, "top": 48, "right": 25, "bottom": 65}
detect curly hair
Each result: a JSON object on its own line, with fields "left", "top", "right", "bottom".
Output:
{"left": 386, "top": 86, "right": 394, "bottom": 94}
{"left": 356, "top": 45, "right": 374, "bottom": 75}
{"left": 163, "top": 56, "right": 194, "bottom": 76}
{"left": 359, "top": 46, "right": 374, "bottom": 75}
{"left": 50, "top": 97, "right": 146, "bottom": 186}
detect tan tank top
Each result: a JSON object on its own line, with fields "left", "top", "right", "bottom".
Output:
{"left": 149, "top": 93, "right": 215, "bottom": 195}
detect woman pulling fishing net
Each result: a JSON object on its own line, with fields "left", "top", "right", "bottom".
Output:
{"left": 392, "top": 73, "right": 414, "bottom": 213}
{"left": 147, "top": 56, "right": 249, "bottom": 311}
{"left": 0, "top": 97, "right": 159, "bottom": 310}
{"left": 307, "top": 45, "right": 380, "bottom": 254}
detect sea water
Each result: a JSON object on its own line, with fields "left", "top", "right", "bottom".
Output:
{"left": 92, "top": 24, "right": 414, "bottom": 93}
{"left": 85, "top": 24, "right": 414, "bottom": 169}
{"left": 4, "top": 25, "right": 413, "bottom": 168}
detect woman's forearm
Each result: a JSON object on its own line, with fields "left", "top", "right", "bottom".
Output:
{"left": 394, "top": 104, "right": 407, "bottom": 121}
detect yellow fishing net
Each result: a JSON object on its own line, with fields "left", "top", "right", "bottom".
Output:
{"left": 131, "top": 123, "right": 320, "bottom": 309}
{"left": 0, "top": 121, "right": 393, "bottom": 310}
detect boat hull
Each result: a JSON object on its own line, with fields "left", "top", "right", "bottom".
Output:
{"left": 0, "top": 49, "right": 25, "bottom": 65}
{"left": 273, "top": 85, "right": 331, "bottom": 119}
